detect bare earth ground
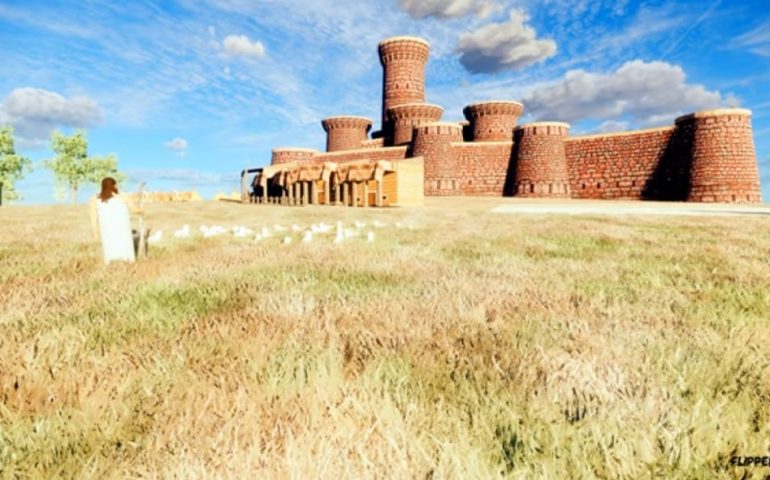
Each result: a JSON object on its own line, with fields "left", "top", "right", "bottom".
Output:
{"left": 1, "top": 198, "right": 769, "bottom": 479}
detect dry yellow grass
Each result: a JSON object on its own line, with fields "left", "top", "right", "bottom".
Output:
{"left": 1, "top": 199, "right": 769, "bottom": 479}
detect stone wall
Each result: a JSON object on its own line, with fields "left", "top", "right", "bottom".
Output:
{"left": 271, "top": 148, "right": 318, "bottom": 166}
{"left": 361, "top": 138, "right": 385, "bottom": 149}
{"left": 451, "top": 142, "right": 514, "bottom": 195}
{"left": 313, "top": 146, "right": 409, "bottom": 165}
{"left": 565, "top": 127, "right": 677, "bottom": 200}
{"left": 563, "top": 110, "right": 761, "bottom": 203}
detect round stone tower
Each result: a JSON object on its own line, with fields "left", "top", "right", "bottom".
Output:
{"left": 386, "top": 103, "right": 443, "bottom": 146}
{"left": 321, "top": 116, "right": 372, "bottom": 152}
{"left": 271, "top": 147, "right": 318, "bottom": 166}
{"left": 513, "top": 122, "right": 571, "bottom": 197}
{"left": 378, "top": 36, "right": 431, "bottom": 144}
{"left": 463, "top": 101, "right": 524, "bottom": 142}
{"left": 412, "top": 122, "right": 463, "bottom": 196}
{"left": 675, "top": 108, "right": 762, "bottom": 203}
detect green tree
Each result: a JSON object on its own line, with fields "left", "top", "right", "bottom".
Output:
{"left": 0, "top": 126, "right": 32, "bottom": 206}
{"left": 46, "top": 130, "right": 125, "bottom": 204}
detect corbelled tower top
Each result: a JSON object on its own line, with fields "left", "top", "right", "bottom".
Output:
{"left": 378, "top": 36, "right": 431, "bottom": 145}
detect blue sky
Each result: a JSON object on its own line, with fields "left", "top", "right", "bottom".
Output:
{"left": 1, "top": 0, "right": 769, "bottom": 204}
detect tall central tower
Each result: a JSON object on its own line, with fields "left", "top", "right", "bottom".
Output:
{"left": 378, "top": 36, "right": 430, "bottom": 144}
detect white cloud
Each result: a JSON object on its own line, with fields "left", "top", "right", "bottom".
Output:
{"left": 0, "top": 87, "right": 102, "bottom": 148}
{"left": 126, "top": 168, "right": 234, "bottom": 186}
{"left": 164, "top": 137, "right": 188, "bottom": 151}
{"left": 455, "top": 9, "right": 557, "bottom": 74}
{"left": 523, "top": 60, "right": 724, "bottom": 126}
{"left": 222, "top": 34, "right": 266, "bottom": 59}
{"left": 732, "top": 20, "right": 770, "bottom": 57}
{"left": 396, "top": 0, "right": 499, "bottom": 19}
{"left": 596, "top": 120, "right": 629, "bottom": 133}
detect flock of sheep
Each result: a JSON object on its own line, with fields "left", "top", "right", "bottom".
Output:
{"left": 145, "top": 219, "right": 416, "bottom": 246}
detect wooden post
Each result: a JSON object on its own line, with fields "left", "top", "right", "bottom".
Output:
{"left": 261, "top": 179, "right": 267, "bottom": 204}
{"left": 303, "top": 182, "right": 310, "bottom": 205}
{"left": 311, "top": 181, "right": 319, "bottom": 204}
{"left": 240, "top": 170, "right": 249, "bottom": 203}
{"left": 376, "top": 179, "right": 383, "bottom": 207}
{"left": 136, "top": 182, "right": 146, "bottom": 260}
{"left": 347, "top": 182, "right": 355, "bottom": 207}
{"left": 363, "top": 182, "right": 369, "bottom": 208}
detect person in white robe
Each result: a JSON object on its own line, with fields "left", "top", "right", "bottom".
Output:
{"left": 90, "top": 177, "right": 138, "bottom": 264}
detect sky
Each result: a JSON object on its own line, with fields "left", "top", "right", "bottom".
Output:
{"left": 1, "top": 0, "right": 769, "bottom": 204}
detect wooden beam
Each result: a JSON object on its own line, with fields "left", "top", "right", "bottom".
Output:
{"left": 240, "top": 171, "right": 249, "bottom": 203}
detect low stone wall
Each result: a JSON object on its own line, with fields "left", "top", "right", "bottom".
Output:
{"left": 122, "top": 191, "right": 203, "bottom": 203}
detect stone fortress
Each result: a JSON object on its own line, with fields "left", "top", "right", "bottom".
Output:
{"left": 260, "top": 36, "right": 762, "bottom": 204}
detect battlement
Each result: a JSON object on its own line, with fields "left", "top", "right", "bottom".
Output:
{"left": 321, "top": 116, "right": 373, "bottom": 130}
{"left": 414, "top": 122, "right": 464, "bottom": 136}
{"left": 675, "top": 108, "right": 752, "bottom": 123}
{"left": 321, "top": 116, "right": 373, "bottom": 152}
{"left": 464, "top": 100, "right": 525, "bottom": 142}
{"left": 387, "top": 103, "right": 443, "bottom": 120}
{"left": 378, "top": 37, "right": 431, "bottom": 65}
{"left": 463, "top": 100, "right": 524, "bottom": 117}
{"left": 387, "top": 103, "right": 444, "bottom": 145}
{"left": 515, "top": 122, "right": 570, "bottom": 136}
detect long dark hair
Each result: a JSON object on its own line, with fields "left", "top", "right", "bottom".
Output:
{"left": 98, "top": 177, "right": 118, "bottom": 202}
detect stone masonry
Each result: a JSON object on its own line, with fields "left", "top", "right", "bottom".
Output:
{"left": 267, "top": 36, "right": 762, "bottom": 203}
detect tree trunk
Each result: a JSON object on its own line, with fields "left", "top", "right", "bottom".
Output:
{"left": 71, "top": 185, "right": 77, "bottom": 205}
{"left": 0, "top": 182, "right": 4, "bottom": 207}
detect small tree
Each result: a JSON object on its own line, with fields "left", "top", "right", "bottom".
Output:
{"left": 0, "top": 126, "right": 32, "bottom": 206}
{"left": 47, "top": 130, "right": 125, "bottom": 204}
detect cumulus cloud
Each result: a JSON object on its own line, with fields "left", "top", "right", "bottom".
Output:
{"left": 222, "top": 34, "right": 266, "bottom": 59}
{"left": 397, "top": 0, "right": 499, "bottom": 19}
{"left": 523, "top": 60, "right": 724, "bottom": 126}
{"left": 455, "top": 9, "right": 556, "bottom": 74}
{"left": 164, "top": 137, "right": 188, "bottom": 151}
{"left": 0, "top": 87, "right": 102, "bottom": 147}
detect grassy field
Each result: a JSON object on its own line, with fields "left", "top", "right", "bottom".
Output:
{"left": 1, "top": 198, "right": 769, "bottom": 479}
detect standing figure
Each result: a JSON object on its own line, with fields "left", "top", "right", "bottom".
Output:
{"left": 90, "top": 177, "right": 136, "bottom": 264}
